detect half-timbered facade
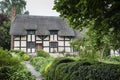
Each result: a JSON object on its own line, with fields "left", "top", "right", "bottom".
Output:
{"left": 10, "top": 15, "right": 79, "bottom": 53}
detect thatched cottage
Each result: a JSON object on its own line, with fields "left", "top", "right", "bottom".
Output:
{"left": 10, "top": 15, "right": 79, "bottom": 54}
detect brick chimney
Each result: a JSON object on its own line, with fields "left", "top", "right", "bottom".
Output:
{"left": 11, "top": 7, "right": 16, "bottom": 49}
{"left": 11, "top": 7, "right": 16, "bottom": 21}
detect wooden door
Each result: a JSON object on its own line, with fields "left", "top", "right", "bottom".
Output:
{"left": 36, "top": 43, "right": 42, "bottom": 51}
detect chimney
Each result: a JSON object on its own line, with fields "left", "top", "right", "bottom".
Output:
{"left": 11, "top": 7, "right": 16, "bottom": 49}
{"left": 11, "top": 7, "right": 16, "bottom": 21}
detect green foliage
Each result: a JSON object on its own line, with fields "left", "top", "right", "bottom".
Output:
{"left": 37, "top": 50, "right": 50, "bottom": 58}
{"left": 45, "top": 59, "right": 120, "bottom": 80}
{"left": 0, "top": 14, "right": 10, "bottom": 49}
{"left": 109, "top": 56, "right": 120, "bottom": 62}
{"left": 0, "top": 48, "right": 35, "bottom": 80}
{"left": 0, "top": 0, "right": 29, "bottom": 16}
{"left": 30, "top": 57, "right": 46, "bottom": 66}
{"left": 10, "top": 49, "right": 29, "bottom": 61}
{"left": 22, "top": 54, "right": 30, "bottom": 61}
{"left": 45, "top": 57, "right": 75, "bottom": 80}
{"left": 0, "top": 65, "right": 35, "bottom": 80}
{"left": 10, "top": 49, "right": 26, "bottom": 56}
{"left": 54, "top": 0, "right": 120, "bottom": 59}
{"left": 9, "top": 64, "right": 35, "bottom": 80}
{"left": 0, "top": 48, "right": 21, "bottom": 66}
{"left": 0, "top": 66, "right": 15, "bottom": 79}
{"left": 30, "top": 57, "right": 54, "bottom": 76}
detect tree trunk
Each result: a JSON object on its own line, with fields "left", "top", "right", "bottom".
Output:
{"left": 99, "top": 45, "right": 106, "bottom": 61}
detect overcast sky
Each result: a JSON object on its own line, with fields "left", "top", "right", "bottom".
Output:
{"left": 26, "top": 0, "right": 59, "bottom": 16}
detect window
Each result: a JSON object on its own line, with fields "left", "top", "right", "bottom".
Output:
{"left": 27, "top": 30, "right": 35, "bottom": 35}
{"left": 50, "top": 30, "right": 58, "bottom": 34}
{"left": 50, "top": 42, "right": 58, "bottom": 48}
{"left": 27, "top": 42, "right": 35, "bottom": 48}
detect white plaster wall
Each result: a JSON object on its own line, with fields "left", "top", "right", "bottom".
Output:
{"left": 27, "top": 49, "right": 31, "bottom": 53}
{"left": 50, "top": 35, "right": 53, "bottom": 41}
{"left": 14, "top": 48, "right": 20, "bottom": 50}
{"left": 21, "top": 48, "right": 26, "bottom": 52}
{"left": 36, "top": 41, "right": 42, "bottom": 43}
{"left": 32, "top": 48, "right": 35, "bottom": 52}
{"left": 43, "top": 47, "right": 49, "bottom": 52}
{"left": 21, "top": 41, "right": 26, "bottom": 47}
{"left": 14, "top": 41, "right": 20, "bottom": 47}
{"left": 65, "top": 47, "right": 71, "bottom": 52}
{"left": 54, "top": 35, "right": 57, "bottom": 41}
{"left": 50, "top": 48, "right": 53, "bottom": 52}
{"left": 43, "top": 41, "right": 49, "bottom": 46}
{"left": 65, "top": 41, "right": 70, "bottom": 46}
{"left": 54, "top": 48, "right": 57, "bottom": 52}
{"left": 65, "top": 37, "right": 70, "bottom": 40}
{"left": 32, "top": 35, "right": 35, "bottom": 41}
{"left": 14, "top": 37, "right": 20, "bottom": 40}
{"left": 28, "top": 35, "right": 31, "bottom": 41}
{"left": 44, "top": 36, "right": 49, "bottom": 40}
{"left": 36, "top": 36, "right": 41, "bottom": 40}
{"left": 58, "top": 36, "right": 64, "bottom": 40}
{"left": 58, "top": 41, "right": 64, "bottom": 46}
{"left": 58, "top": 47, "right": 64, "bottom": 52}
{"left": 21, "top": 36, "right": 26, "bottom": 40}
{"left": 50, "top": 48, "right": 57, "bottom": 52}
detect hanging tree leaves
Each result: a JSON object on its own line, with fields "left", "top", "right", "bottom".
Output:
{"left": 0, "top": 0, "right": 29, "bottom": 49}
{"left": 0, "top": 0, "right": 29, "bottom": 16}
{"left": 53, "top": 0, "right": 120, "bottom": 51}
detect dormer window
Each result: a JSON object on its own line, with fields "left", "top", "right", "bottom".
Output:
{"left": 50, "top": 30, "right": 58, "bottom": 35}
{"left": 27, "top": 30, "right": 35, "bottom": 35}
{"left": 50, "top": 30, "right": 58, "bottom": 41}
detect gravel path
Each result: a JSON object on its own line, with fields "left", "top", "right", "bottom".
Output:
{"left": 25, "top": 61, "right": 42, "bottom": 80}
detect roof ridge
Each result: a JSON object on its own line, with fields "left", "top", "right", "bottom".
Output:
{"left": 16, "top": 14, "right": 60, "bottom": 18}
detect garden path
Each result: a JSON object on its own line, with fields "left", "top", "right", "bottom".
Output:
{"left": 25, "top": 61, "right": 42, "bottom": 80}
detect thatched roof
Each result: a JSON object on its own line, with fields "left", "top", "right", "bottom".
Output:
{"left": 10, "top": 15, "right": 79, "bottom": 36}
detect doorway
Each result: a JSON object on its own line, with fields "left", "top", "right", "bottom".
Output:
{"left": 36, "top": 43, "right": 43, "bottom": 51}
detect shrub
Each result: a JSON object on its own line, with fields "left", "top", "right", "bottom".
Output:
{"left": 10, "top": 50, "right": 26, "bottom": 57}
{"left": 0, "top": 66, "right": 14, "bottom": 79}
{"left": 54, "top": 63, "right": 71, "bottom": 80}
{"left": 109, "top": 56, "right": 120, "bottom": 62}
{"left": 0, "top": 63, "right": 35, "bottom": 80}
{"left": 45, "top": 57, "right": 75, "bottom": 80}
{"left": 0, "top": 48, "right": 35, "bottom": 80}
{"left": 9, "top": 64, "right": 36, "bottom": 80}
{"left": 37, "top": 50, "right": 50, "bottom": 58}
{"left": 30, "top": 57, "right": 46, "bottom": 65}
{"left": 10, "top": 50, "right": 30, "bottom": 61}
{"left": 45, "top": 59, "right": 120, "bottom": 80}
{"left": 22, "top": 54, "right": 30, "bottom": 61}
{"left": 30, "top": 57, "right": 54, "bottom": 76}
{"left": 0, "top": 48, "right": 21, "bottom": 66}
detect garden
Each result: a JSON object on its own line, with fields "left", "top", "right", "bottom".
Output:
{"left": 1, "top": 47, "right": 120, "bottom": 80}
{"left": 30, "top": 50, "right": 120, "bottom": 80}
{"left": 0, "top": 48, "right": 35, "bottom": 80}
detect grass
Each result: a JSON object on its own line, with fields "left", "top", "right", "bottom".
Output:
{"left": 102, "top": 60, "right": 120, "bottom": 64}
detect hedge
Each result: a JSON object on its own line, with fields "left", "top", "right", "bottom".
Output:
{"left": 45, "top": 57, "right": 75, "bottom": 80}
{"left": 45, "top": 58, "right": 120, "bottom": 80}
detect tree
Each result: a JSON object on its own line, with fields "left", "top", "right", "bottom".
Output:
{"left": 53, "top": 0, "right": 120, "bottom": 59}
{"left": 0, "top": 14, "right": 10, "bottom": 49}
{"left": 0, "top": 0, "right": 29, "bottom": 16}
{"left": 0, "top": 0, "right": 28, "bottom": 49}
